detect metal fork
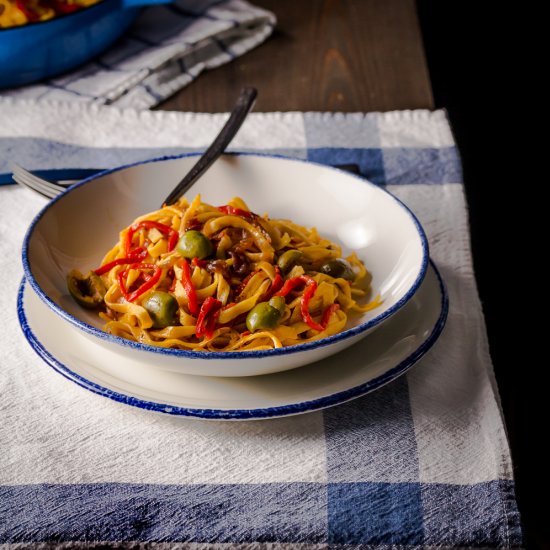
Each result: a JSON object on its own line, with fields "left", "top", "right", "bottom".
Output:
{"left": 12, "top": 165, "right": 74, "bottom": 199}
{"left": 12, "top": 162, "right": 362, "bottom": 200}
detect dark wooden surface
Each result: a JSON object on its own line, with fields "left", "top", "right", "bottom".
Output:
{"left": 159, "top": 0, "right": 433, "bottom": 113}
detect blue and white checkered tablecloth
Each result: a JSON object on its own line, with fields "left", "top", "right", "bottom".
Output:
{"left": 0, "top": 99, "right": 522, "bottom": 548}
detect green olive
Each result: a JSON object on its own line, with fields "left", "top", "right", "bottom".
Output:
{"left": 268, "top": 296, "right": 286, "bottom": 314}
{"left": 319, "top": 258, "right": 356, "bottom": 281}
{"left": 142, "top": 291, "right": 178, "bottom": 329}
{"left": 246, "top": 302, "right": 283, "bottom": 332}
{"left": 67, "top": 270, "right": 106, "bottom": 309}
{"left": 177, "top": 230, "right": 213, "bottom": 260}
{"left": 277, "top": 249, "right": 303, "bottom": 273}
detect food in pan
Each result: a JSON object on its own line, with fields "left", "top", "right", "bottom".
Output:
{"left": 0, "top": 0, "right": 101, "bottom": 29}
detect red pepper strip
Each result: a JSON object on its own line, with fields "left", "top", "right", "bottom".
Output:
{"left": 117, "top": 263, "right": 161, "bottom": 302}
{"left": 300, "top": 278, "right": 325, "bottom": 331}
{"left": 117, "top": 271, "right": 129, "bottom": 298}
{"left": 274, "top": 275, "right": 309, "bottom": 298}
{"left": 192, "top": 257, "right": 208, "bottom": 268}
{"left": 125, "top": 220, "right": 178, "bottom": 255}
{"left": 205, "top": 309, "right": 221, "bottom": 339}
{"left": 320, "top": 303, "right": 340, "bottom": 329}
{"left": 272, "top": 272, "right": 283, "bottom": 292}
{"left": 274, "top": 275, "right": 330, "bottom": 331}
{"left": 180, "top": 259, "right": 199, "bottom": 316}
{"left": 15, "top": 0, "right": 42, "bottom": 20}
{"left": 123, "top": 228, "right": 133, "bottom": 257}
{"left": 94, "top": 247, "right": 147, "bottom": 276}
{"left": 263, "top": 267, "right": 283, "bottom": 300}
{"left": 195, "top": 297, "right": 222, "bottom": 339}
{"left": 217, "top": 205, "right": 254, "bottom": 219}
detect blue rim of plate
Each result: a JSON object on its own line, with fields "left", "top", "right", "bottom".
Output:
{"left": 17, "top": 260, "right": 448, "bottom": 420}
{"left": 21, "top": 151, "right": 430, "bottom": 362}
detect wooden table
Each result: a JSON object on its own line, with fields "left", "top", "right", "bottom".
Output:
{"left": 160, "top": 0, "right": 433, "bottom": 113}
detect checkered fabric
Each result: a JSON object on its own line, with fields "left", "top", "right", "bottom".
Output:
{"left": 0, "top": 99, "right": 522, "bottom": 548}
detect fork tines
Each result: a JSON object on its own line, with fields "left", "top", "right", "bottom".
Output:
{"left": 12, "top": 165, "right": 67, "bottom": 199}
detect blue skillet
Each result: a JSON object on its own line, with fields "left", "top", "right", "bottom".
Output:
{"left": 0, "top": 0, "right": 171, "bottom": 89}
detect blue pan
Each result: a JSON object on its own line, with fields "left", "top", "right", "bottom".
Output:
{"left": 0, "top": 0, "right": 171, "bottom": 89}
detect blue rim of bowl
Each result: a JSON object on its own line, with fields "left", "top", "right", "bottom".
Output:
{"left": 21, "top": 151, "right": 430, "bottom": 361}
{"left": 17, "top": 260, "right": 448, "bottom": 420}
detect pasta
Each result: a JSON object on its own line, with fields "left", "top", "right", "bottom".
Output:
{"left": 0, "top": 0, "right": 101, "bottom": 29}
{"left": 67, "top": 196, "right": 382, "bottom": 352}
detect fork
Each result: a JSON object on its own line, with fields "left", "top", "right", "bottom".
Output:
{"left": 12, "top": 165, "right": 80, "bottom": 199}
{"left": 13, "top": 87, "right": 259, "bottom": 202}
{"left": 12, "top": 162, "right": 362, "bottom": 200}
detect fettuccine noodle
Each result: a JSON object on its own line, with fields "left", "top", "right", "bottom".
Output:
{"left": 67, "top": 196, "right": 381, "bottom": 351}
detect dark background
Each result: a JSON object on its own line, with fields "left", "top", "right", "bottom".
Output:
{"left": 416, "top": 3, "right": 542, "bottom": 548}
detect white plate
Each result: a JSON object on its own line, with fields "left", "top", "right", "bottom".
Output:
{"left": 18, "top": 261, "right": 447, "bottom": 420}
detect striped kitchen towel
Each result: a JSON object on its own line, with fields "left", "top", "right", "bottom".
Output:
{"left": 1, "top": 0, "right": 275, "bottom": 109}
{"left": 0, "top": 98, "right": 522, "bottom": 548}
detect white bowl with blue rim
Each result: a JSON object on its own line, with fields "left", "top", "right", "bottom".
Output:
{"left": 22, "top": 153, "right": 429, "bottom": 377}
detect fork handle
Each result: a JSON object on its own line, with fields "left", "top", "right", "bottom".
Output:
{"left": 162, "top": 87, "right": 258, "bottom": 207}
